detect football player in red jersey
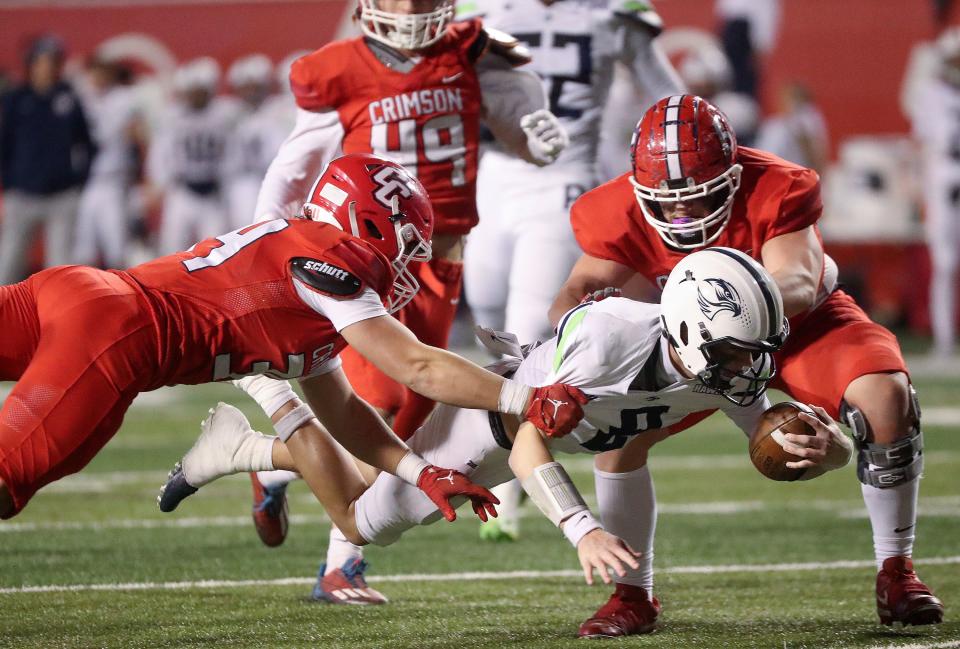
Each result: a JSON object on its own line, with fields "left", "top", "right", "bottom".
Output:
{"left": 247, "top": 0, "right": 569, "bottom": 598}
{"left": 0, "top": 154, "right": 587, "bottom": 534}
{"left": 549, "top": 95, "right": 943, "bottom": 635}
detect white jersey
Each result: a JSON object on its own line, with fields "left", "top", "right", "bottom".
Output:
{"left": 460, "top": 0, "right": 681, "bottom": 166}
{"left": 513, "top": 298, "right": 769, "bottom": 454}
{"left": 912, "top": 75, "right": 960, "bottom": 182}
{"left": 84, "top": 86, "right": 139, "bottom": 180}
{"left": 226, "top": 100, "right": 288, "bottom": 182}
{"left": 148, "top": 97, "right": 239, "bottom": 189}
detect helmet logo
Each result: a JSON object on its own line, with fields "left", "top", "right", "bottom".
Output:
{"left": 697, "top": 278, "right": 742, "bottom": 320}
{"left": 372, "top": 166, "right": 413, "bottom": 210}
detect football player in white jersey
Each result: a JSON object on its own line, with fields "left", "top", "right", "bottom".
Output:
{"left": 74, "top": 56, "right": 142, "bottom": 269}
{"left": 458, "top": 0, "right": 683, "bottom": 539}
{"left": 911, "top": 27, "right": 960, "bottom": 359}
{"left": 225, "top": 54, "right": 288, "bottom": 230}
{"left": 162, "top": 248, "right": 852, "bottom": 622}
{"left": 147, "top": 57, "right": 237, "bottom": 254}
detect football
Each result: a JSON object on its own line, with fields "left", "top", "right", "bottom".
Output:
{"left": 749, "top": 402, "right": 819, "bottom": 481}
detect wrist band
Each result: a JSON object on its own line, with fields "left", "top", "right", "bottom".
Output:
{"left": 498, "top": 379, "right": 533, "bottom": 416}
{"left": 395, "top": 450, "right": 431, "bottom": 486}
{"left": 562, "top": 510, "right": 602, "bottom": 548}
{"left": 275, "top": 403, "right": 315, "bottom": 442}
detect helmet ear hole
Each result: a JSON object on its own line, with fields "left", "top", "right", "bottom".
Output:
{"left": 364, "top": 219, "right": 384, "bottom": 240}
{"left": 679, "top": 321, "right": 689, "bottom": 346}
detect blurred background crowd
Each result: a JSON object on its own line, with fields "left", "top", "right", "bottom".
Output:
{"left": 0, "top": 0, "right": 958, "bottom": 358}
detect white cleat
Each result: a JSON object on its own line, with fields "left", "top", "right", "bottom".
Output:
{"left": 158, "top": 403, "right": 265, "bottom": 512}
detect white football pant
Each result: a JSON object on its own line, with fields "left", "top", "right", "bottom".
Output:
{"left": 74, "top": 177, "right": 129, "bottom": 269}
{"left": 923, "top": 172, "right": 960, "bottom": 356}
{"left": 355, "top": 405, "right": 514, "bottom": 546}
{"left": 159, "top": 186, "right": 227, "bottom": 255}
{"left": 464, "top": 151, "right": 589, "bottom": 345}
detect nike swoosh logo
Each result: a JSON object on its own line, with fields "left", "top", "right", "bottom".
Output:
{"left": 441, "top": 72, "right": 463, "bottom": 84}
{"left": 894, "top": 524, "right": 915, "bottom": 533}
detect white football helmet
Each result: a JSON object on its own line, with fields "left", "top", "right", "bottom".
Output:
{"left": 660, "top": 247, "right": 788, "bottom": 406}
{"left": 356, "top": 0, "right": 455, "bottom": 51}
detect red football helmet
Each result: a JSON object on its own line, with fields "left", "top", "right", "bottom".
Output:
{"left": 302, "top": 153, "right": 434, "bottom": 313}
{"left": 630, "top": 94, "right": 742, "bottom": 250}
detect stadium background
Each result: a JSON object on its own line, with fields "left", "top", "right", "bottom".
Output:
{"left": 1, "top": 2, "right": 959, "bottom": 648}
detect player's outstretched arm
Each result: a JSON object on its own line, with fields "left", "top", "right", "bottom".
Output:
{"left": 509, "top": 422, "right": 641, "bottom": 585}
{"left": 341, "top": 315, "right": 587, "bottom": 437}
{"left": 761, "top": 226, "right": 824, "bottom": 318}
{"left": 549, "top": 254, "right": 637, "bottom": 327}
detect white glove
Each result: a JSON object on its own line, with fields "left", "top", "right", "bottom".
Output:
{"left": 520, "top": 109, "right": 569, "bottom": 166}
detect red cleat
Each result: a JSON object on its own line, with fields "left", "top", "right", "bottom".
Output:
{"left": 250, "top": 472, "right": 289, "bottom": 547}
{"left": 578, "top": 584, "right": 660, "bottom": 639}
{"left": 876, "top": 556, "right": 944, "bottom": 626}
{"left": 312, "top": 558, "right": 389, "bottom": 605}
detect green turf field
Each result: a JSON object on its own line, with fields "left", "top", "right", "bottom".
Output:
{"left": 1, "top": 377, "right": 958, "bottom": 649}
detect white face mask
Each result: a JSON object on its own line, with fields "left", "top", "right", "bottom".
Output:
{"left": 358, "top": 0, "right": 455, "bottom": 51}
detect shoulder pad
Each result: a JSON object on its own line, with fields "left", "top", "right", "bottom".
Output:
{"left": 474, "top": 27, "right": 532, "bottom": 67}
{"left": 289, "top": 44, "right": 350, "bottom": 111}
{"left": 290, "top": 257, "right": 363, "bottom": 298}
{"left": 611, "top": 0, "right": 664, "bottom": 36}
{"left": 329, "top": 239, "right": 393, "bottom": 297}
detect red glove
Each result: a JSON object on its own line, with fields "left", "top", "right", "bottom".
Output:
{"left": 525, "top": 384, "right": 589, "bottom": 438}
{"left": 581, "top": 287, "right": 622, "bottom": 304}
{"left": 417, "top": 466, "right": 500, "bottom": 522}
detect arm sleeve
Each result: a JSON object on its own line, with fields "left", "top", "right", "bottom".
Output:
{"left": 292, "top": 284, "right": 389, "bottom": 331}
{"left": 477, "top": 56, "right": 548, "bottom": 157}
{"left": 614, "top": 18, "right": 685, "bottom": 108}
{"left": 764, "top": 170, "right": 823, "bottom": 240}
{"left": 252, "top": 107, "right": 344, "bottom": 222}
{"left": 722, "top": 394, "right": 771, "bottom": 438}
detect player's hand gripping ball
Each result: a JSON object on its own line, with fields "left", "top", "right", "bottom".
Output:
{"left": 749, "top": 401, "right": 819, "bottom": 481}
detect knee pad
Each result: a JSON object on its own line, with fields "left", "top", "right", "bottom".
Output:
{"left": 840, "top": 385, "right": 923, "bottom": 489}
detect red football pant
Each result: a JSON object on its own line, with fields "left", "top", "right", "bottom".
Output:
{"left": 0, "top": 266, "right": 157, "bottom": 517}
{"left": 340, "top": 257, "right": 463, "bottom": 440}
{"left": 666, "top": 289, "right": 908, "bottom": 436}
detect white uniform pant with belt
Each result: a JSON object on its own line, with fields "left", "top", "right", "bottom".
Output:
{"left": 355, "top": 405, "right": 514, "bottom": 546}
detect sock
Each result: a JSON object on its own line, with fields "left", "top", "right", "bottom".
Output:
{"left": 238, "top": 433, "right": 275, "bottom": 474}
{"left": 490, "top": 480, "right": 522, "bottom": 535}
{"left": 595, "top": 465, "right": 656, "bottom": 594}
{"left": 861, "top": 478, "right": 919, "bottom": 570}
{"left": 326, "top": 525, "right": 363, "bottom": 569}
{"left": 256, "top": 469, "right": 299, "bottom": 490}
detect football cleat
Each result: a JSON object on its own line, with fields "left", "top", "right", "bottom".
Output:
{"left": 479, "top": 518, "right": 518, "bottom": 542}
{"left": 876, "top": 556, "right": 944, "bottom": 626}
{"left": 158, "top": 403, "right": 262, "bottom": 512}
{"left": 578, "top": 584, "right": 661, "bottom": 639}
{"left": 251, "top": 472, "right": 289, "bottom": 547}
{"left": 311, "top": 558, "right": 389, "bottom": 605}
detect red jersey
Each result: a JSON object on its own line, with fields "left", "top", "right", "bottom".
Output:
{"left": 120, "top": 220, "right": 393, "bottom": 388}
{"left": 571, "top": 147, "right": 823, "bottom": 288}
{"left": 291, "top": 21, "right": 486, "bottom": 235}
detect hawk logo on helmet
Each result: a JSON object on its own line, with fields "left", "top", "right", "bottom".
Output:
{"left": 697, "top": 278, "right": 743, "bottom": 321}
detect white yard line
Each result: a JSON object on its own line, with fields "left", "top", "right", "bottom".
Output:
{"left": 865, "top": 642, "right": 960, "bottom": 649}
{"left": 1, "top": 556, "right": 958, "bottom": 595}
